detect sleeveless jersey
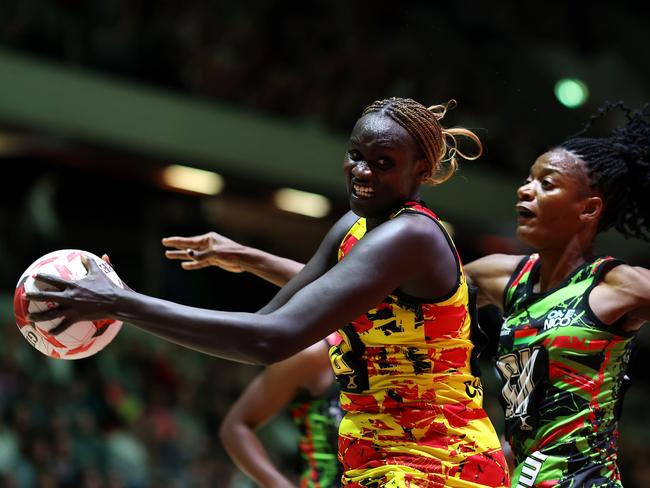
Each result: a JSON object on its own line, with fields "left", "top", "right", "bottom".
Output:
{"left": 329, "top": 202, "right": 509, "bottom": 488}
{"left": 289, "top": 374, "right": 343, "bottom": 487}
{"left": 497, "top": 254, "right": 635, "bottom": 487}
{"left": 289, "top": 335, "right": 344, "bottom": 488}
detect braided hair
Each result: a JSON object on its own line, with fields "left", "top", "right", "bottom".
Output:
{"left": 559, "top": 102, "right": 650, "bottom": 241}
{"left": 361, "top": 97, "right": 482, "bottom": 185}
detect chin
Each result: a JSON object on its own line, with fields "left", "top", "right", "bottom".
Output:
{"left": 350, "top": 205, "right": 378, "bottom": 219}
{"left": 516, "top": 227, "right": 539, "bottom": 248}
{"left": 350, "top": 200, "right": 389, "bottom": 220}
{"left": 348, "top": 197, "right": 367, "bottom": 217}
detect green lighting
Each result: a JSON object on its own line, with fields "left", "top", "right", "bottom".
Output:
{"left": 554, "top": 78, "right": 589, "bottom": 108}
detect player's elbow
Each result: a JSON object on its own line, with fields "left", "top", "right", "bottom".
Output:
{"left": 253, "top": 330, "right": 309, "bottom": 365}
{"left": 242, "top": 314, "right": 313, "bottom": 364}
{"left": 251, "top": 338, "right": 294, "bottom": 365}
{"left": 218, "top": 418, "right": 237, "bottom": 448}
{"left": 218, "top": 420, "right": 231, "bottom": 445}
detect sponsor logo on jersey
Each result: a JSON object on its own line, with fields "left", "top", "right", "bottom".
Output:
{"left": 543, "top": 309, "right": 576, "bottom": 330}
{"left": 496, "top": 346, "right": 546, "bottom": 432}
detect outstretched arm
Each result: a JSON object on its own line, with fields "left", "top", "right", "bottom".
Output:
{"left": 220, "top": 341, "right": 331, "bottom": 488}
{"left": 27, "top": 213, "right": 445, "bottom": 365}
{"left": 163, "top": 213, "right": 359, "bottom": 316}
{"left": 162, "top": 232, "right": 304, "bottom": 287}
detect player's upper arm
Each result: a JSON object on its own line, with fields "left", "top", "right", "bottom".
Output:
{"left": 265, "top": 215, "right": 452, "bottom": 351}
{"left": 464, "top": 254, "right": 524, "bottom": 310}
{"left": 601, "top": 264, "right": 650, "bottom": 327}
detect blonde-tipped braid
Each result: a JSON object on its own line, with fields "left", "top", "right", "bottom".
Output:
{"left": 362, "top": 97, "right": 483, "bottom": 185}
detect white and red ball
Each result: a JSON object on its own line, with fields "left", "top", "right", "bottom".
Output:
{"left": 13, "top": 249, "right": 124, "bottom": 360}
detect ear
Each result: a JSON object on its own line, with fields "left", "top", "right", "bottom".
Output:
{"left": 580, "top": 196, "right": 603, "bottom": 224}
{"left": 414, "top": 158, "right": 429, "bottom": 182}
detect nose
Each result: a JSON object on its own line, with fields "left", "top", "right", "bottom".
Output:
{"left": 517, "top": 181, "right": 534, "bottom": 201}
{"left": 351, "top": 160, "right": 371, "bottom": 180}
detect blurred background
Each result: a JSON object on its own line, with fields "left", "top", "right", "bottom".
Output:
{"left": 1, "top": 0, "right": 649, "bottom": 486}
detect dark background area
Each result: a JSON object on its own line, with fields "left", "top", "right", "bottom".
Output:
{"left": 0, "top": 1, "right": 649, "bottom": 486}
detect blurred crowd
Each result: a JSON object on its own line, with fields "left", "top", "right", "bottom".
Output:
{"left": 0, "top": 321, "right": 278, "bottom": 488}
{"left": 4, "top": 0, "right": 645, "bottom": 173}
{"left": 0, "top": 0, "right": 434, "bottom": 131}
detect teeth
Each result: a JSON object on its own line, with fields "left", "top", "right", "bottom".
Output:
{"left": 353, "top": 184, "right": 374, "bottom": 198}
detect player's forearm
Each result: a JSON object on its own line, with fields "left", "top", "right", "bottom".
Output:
{"left": 112, "top": 289, "right": 296, "bottom": 364}
{"left": 220, "top": 424, "right": 297, "bottom": 488}
{"left": 238, "top": 248, "right": 304, "bottom": 287}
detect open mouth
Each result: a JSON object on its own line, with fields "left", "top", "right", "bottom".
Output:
{"left": 516, "top": 205, "right": 535, "bottom": 218}
{"left": 352, "top": 183, "right": 375, "bottom": 199}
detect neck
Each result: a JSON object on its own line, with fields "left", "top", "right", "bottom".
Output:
{"left": 365, "top": 200, "right": 417, "bottom": 231}
{"left": 535, "top": 234, "right": 596, "bottom": 292}
{"left": 365, "top": 217, "right": 384, "bottom": 231}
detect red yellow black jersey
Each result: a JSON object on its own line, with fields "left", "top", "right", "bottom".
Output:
{"left": 329, "top": 202, "right": 509, "bottom": 487}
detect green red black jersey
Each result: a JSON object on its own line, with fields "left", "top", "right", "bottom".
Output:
{"left": 497, "top": 254, "right": 635, "bottom": 487}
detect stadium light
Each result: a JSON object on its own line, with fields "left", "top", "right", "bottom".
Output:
{"left": 273, "top": 188, "right": 331, "bottom": 218}
{"left": 554, "top": 78, "right": 589, "bottom": 108}
{"left": 161, "top": 165, "right": 224, "bottom": 195}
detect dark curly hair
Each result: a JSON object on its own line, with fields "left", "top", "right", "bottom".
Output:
{"left": 559, "top": 101, "right": 650, "bottom": 241}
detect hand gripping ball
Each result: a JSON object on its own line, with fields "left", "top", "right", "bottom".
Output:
{"left": 13, "top": 249, "right": 124, "bottom": 359}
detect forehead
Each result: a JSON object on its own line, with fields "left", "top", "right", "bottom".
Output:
{"left": 531, "top": 149, "right": 586, "bottom": 178}
{"left": 350, "top": 113, "right": 415, "bottom": 150}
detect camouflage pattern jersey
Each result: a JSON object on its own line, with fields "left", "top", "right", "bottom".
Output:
{"left": 497, "top": 254, "right": 636, "bottom": 487}
{"left": 289, "top": 335, "right": 344, "bottom": 488}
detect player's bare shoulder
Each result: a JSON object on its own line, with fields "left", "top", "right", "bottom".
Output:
{"left": 600, "top": 263, "right": 650, "bottom": 302}
{"left": 590, "top": 263, "right": 650, "bottom": 331}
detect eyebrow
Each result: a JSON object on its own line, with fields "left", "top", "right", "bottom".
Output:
{"left": 531, "top": 166, "right": 561, "bottom": 177}
{"left": 348, "top": 136, "right": 406, "bottom": 148}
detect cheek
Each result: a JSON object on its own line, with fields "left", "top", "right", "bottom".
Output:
{"left": 388, "top": 175, "right": 409, "bottom": 191}
{"left": 541, "top": 201, "right": 582, "bottom": 230}
{"left": 404, "top": 172, "right": 421, "bottom": 191}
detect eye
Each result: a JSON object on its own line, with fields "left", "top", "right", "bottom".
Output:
{"left": 541, "top": 179, "right": 554, "bottom": 190}
{"left": 374, "top": 157, "right": 393, "bottom": 169}
{"left": 522, "top": 176, "right": 532, "bottom": 185}
{"left": 348, "top": 150, "right": 362, "bottom": 161}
